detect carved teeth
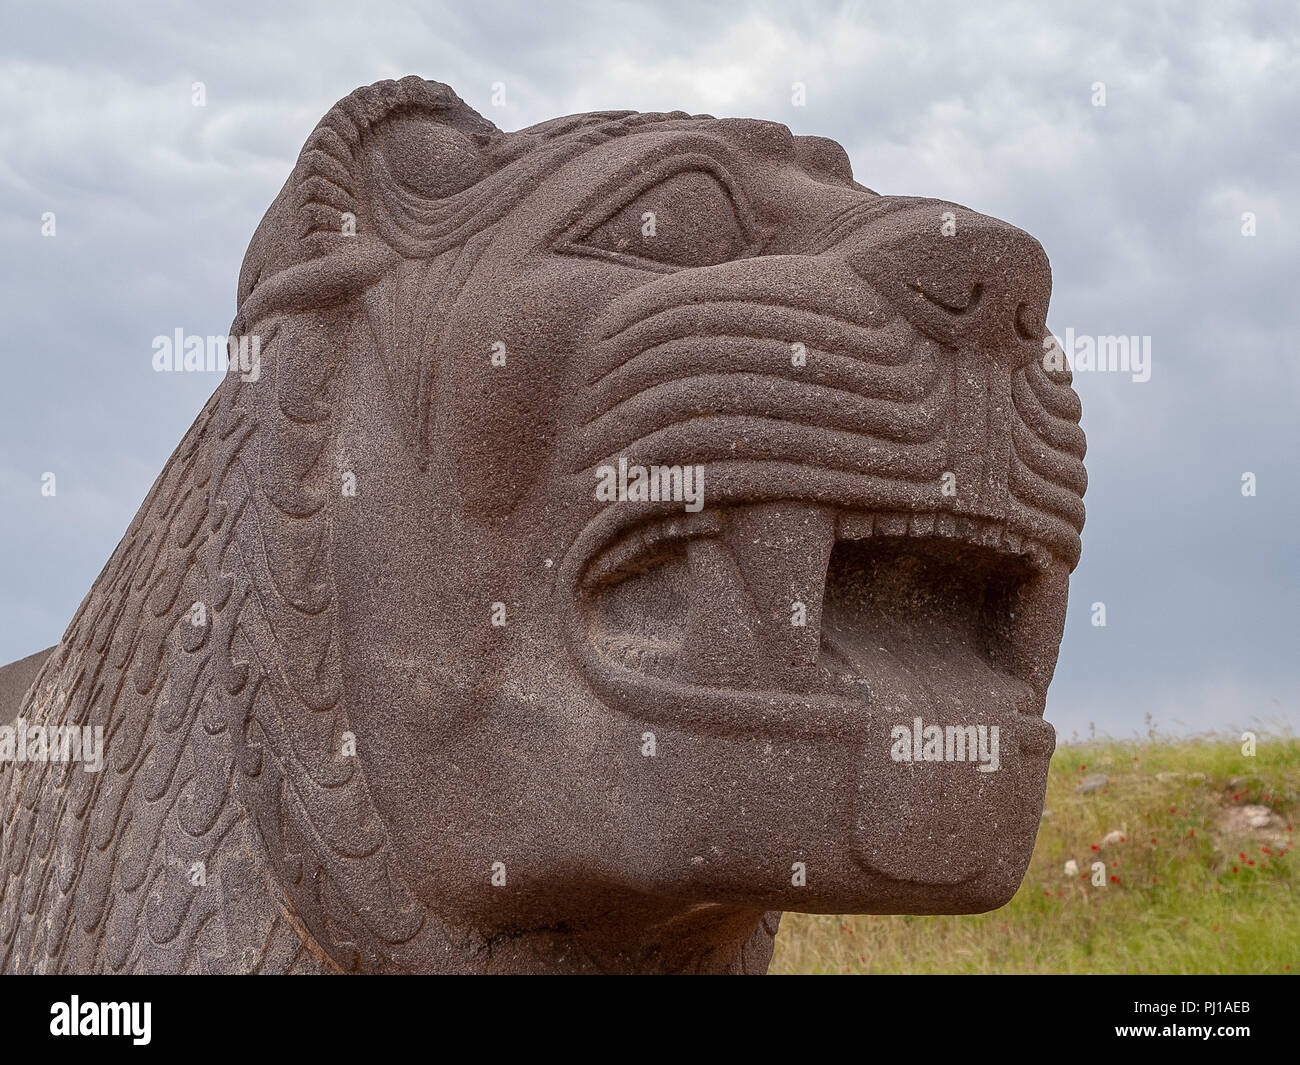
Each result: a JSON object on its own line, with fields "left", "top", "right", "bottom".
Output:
{"left": 832, "top": 508, "right": 1052, "bottom": 569}
{"left": 721, "top": 503, "right": 837, "bottom": 677}
{"left": 677, "top": 503, "right": 841, "bottom": 689}
{"left": 677, "top": 536, "right": 764, "bottom": 686}
{"left": 837, "top": 512, "right": 874, "bottom": 539}
{"left": 875, "top": 512, "right": 907, "bottom": 537}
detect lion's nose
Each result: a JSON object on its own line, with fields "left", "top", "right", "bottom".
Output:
{"left": 842, "top": 201, "right": 1052, "bottom": 355}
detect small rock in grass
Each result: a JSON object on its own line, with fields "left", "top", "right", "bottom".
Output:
{"left": 1076, "top": 773, "right": 1108, "bottom": 794}
{"left": 1214, "top": 803, "right": 1287, "bottom": 843}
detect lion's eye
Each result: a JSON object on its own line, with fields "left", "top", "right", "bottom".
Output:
{"left": 572, "top": 169, "right": 751, "bottom": 271}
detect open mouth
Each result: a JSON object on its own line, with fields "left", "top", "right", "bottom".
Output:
{"left": 568, "top": 500, "right": 1067, "bottom": 740}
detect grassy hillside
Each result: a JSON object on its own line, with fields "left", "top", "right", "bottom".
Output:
{"left": 770, "top": 732, "right": 1298, "bottom": 974}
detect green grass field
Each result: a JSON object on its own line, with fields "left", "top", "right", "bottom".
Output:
{"left": 770, "top": 731, "right": 1298, "bottom": 974}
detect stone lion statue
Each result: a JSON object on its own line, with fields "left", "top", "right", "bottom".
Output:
{"left": 0, "top": 78, "right": 1086, "bottom": 974}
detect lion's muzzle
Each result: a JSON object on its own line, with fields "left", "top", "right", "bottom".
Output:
{"left": 545, "top": 200, "right": 1076, "bottom": 889}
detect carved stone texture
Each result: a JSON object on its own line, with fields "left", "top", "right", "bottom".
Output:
{"left": 0, "top": 78, "right": 1086, "bottom": 974}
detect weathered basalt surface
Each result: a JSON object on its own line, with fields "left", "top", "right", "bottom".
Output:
{"left": 0, "top": 78, "right": 1085, "bottom": 974}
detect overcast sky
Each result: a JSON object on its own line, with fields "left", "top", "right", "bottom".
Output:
{"left": 1, "top": 0, "right": 1295, "bottom": 739}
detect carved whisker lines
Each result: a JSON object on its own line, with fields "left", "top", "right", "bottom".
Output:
{"left": 580, "top": 370, "right": 950, "bottom": 463}
{"left": 592, "top": 300, "right": 904, "bottom": 379}
{"left": 1013, "top": 366, "right": 1085, "bottom": 450}
{"left": 587, "top": 336, "right": 944, "bottom": 422}
{"left": 1000, "top": 360, "right": 1087, "bottom": 563}
{"left": 1006, "top": 444, "right": 1087, "bottom": 526}
{"left": 1009, "top": 419, "right": 1087, "bottom": 497}
{"left": 1009, "top": 369, "right": 1086, "bottom": 491}
{"left": 575, "top": 414, "right": 951, "bottom": 481}
{"left": 1024, "top": 352, "right": 1083, "bottom": 422}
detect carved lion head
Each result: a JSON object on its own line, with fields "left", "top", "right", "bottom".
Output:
{"left": 205, "top": 77, "right": 1088, "bottom": 973}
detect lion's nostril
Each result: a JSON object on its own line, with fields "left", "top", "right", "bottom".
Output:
{"left": 844, "top": 200, "right": 1052, "bottom": 352}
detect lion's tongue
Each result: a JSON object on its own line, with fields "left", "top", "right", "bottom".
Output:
{"left": 677, "top": 503, "right": 837, "bottom": 690}
{"left": 828, "top": 631, "right": 1035, "bottom": 720}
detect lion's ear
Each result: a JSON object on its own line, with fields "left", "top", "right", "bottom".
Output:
{"left": 372, "top": 111, "right": 489, "bottom": 200}
{"left": 237, "top": 77, "right": 500, "bottom": 316}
